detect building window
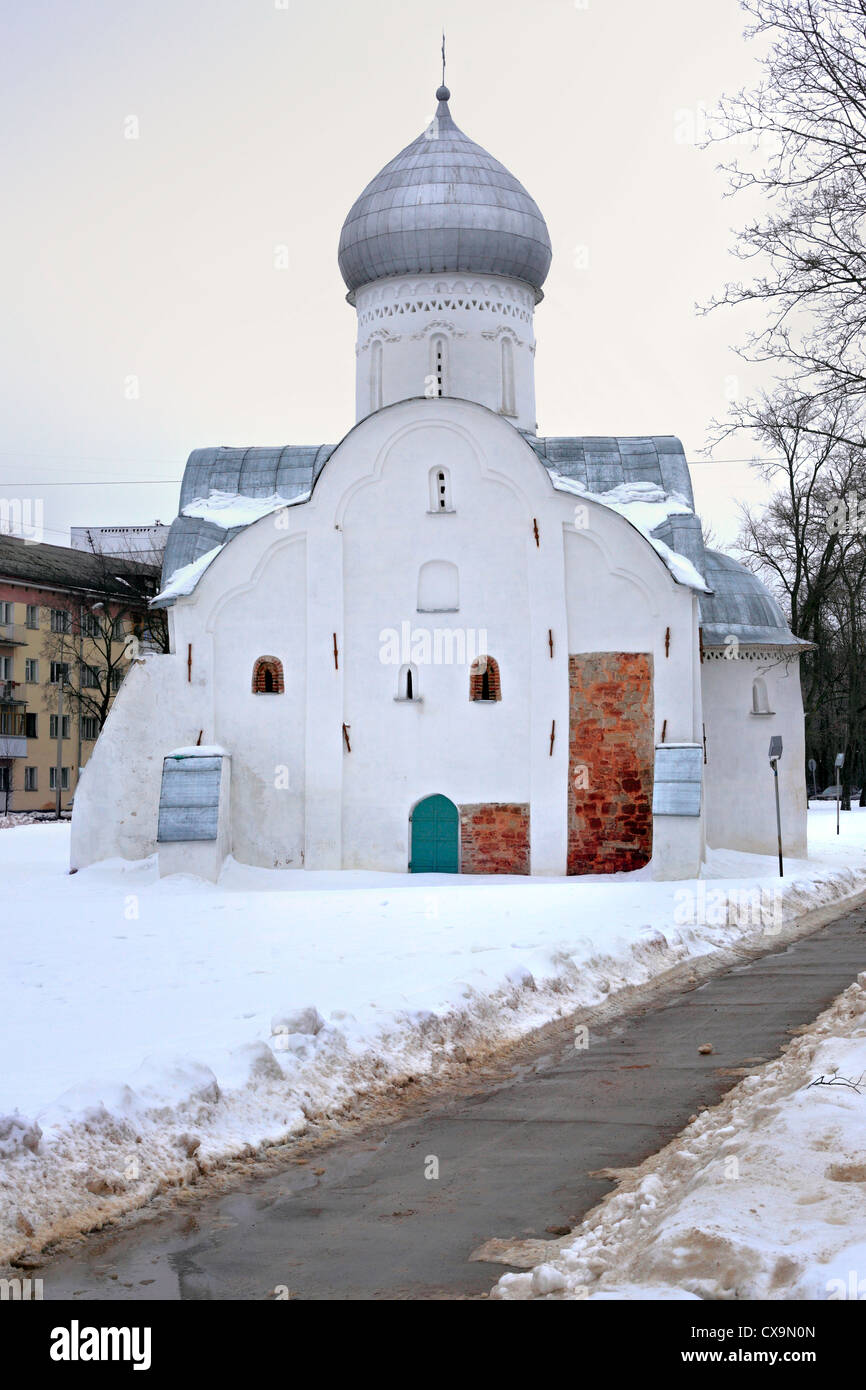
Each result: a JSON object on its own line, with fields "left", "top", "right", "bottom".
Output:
{"left": 49, "top": 767, "right": 70, "bottom": 791}
{"left": 396, "top": 663, "right": 419, "bottom": 701}
{"left": 428, "top": 467, "right": 454, "bottom": 513}
{"left": 469, "top": 655, "right": 502, "bottom": 702}
{"left": 370, "top": 339, "right": 384, "bottom": 412}
{"left": 50, "top": 715, "right": 71, "bottom": 739}
{"left": 0, "top": 768, "right": 9, "bottom": 794}
{"left": 417, "top": 559, "right": 459, "bottom": 612}
{"left": 50, "top": 662, "right": 70, "bottom": 684}
{"left": 81, "top": 663, "right": 101, "bottom": 688}
{"left": 81, "top": 612, "right": 100, "bottom": 637}
{"left": 500, "top": 337, "right": 516, "bottom": 416}
{"left": 112, "top": 616, "right": 125, "bottom": 640}
{"left": 110, "top": 667, "right": 124, "bottom": 692}
{"left": 751, "top": 678, "right": 773, "bottom": 715}
{"left": 82, "top": 717, "right": 99, "bottom": 740}
{"left": 429, "top": 334, "right": 447, "bottom": 397}
{"left": 25, "top": 659, "right": 38, "bottom": 683}
{"left": 0, "top": 656, "right": 11, "bottom": 680}
{"left": 252, "top": 655, "right": 285, "bottom": 694}
{"left": 50, "top": 609, "right": 71, "bottom": 634}
{"left": 25, "top": 713, "right": 37, "bottom": 738}
{"left": 25, "top": 605, "right": 39, "bottom": 629}
{"left": 0, "top": 602, "right": 13, "bottom": 624}
{"left": 24, "top": 767, "right": 37, "bottom": 791}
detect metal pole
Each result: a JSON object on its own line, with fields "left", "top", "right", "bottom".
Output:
{"left": 772, "top": 761, "right": 783, "bottom": 876}
{"left": 55, "top": 682, "right": 63, "bottom": 820}
{"left": 837, "top": 786, "right": 841, "bottom": 836}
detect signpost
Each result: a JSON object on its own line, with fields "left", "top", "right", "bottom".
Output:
{"left": 808, "top": 757, "right": 817, "bottom": 801}
{"left": 835, "top": 751, "right": 845, "bottom": 836}
{"left": 769, "top": 736, "right": 784, "bottom": 877}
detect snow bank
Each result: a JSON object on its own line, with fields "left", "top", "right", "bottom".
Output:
{"left": 493, "top": 974, "right": 866, "bottom": 1300}
{"left": 1, "top": 807, "right": 865, "bottom": 1263}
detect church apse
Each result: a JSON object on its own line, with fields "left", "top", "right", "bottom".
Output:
{"left": 567, "top": 652, "right": 654, "bottom": 874}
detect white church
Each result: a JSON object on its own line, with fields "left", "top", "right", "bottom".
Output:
{"left": 72, "top": 82, "right": 808, "bottom": 881}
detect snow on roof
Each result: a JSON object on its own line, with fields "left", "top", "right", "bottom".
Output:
{"left": 549, "top": 476, "right": 711, "bottom": 593}
{"left": 152, "top": 543, "right": 224, "bottom": 605}
{"left": 182, "top": 490, "right": 310, "bottom": 530}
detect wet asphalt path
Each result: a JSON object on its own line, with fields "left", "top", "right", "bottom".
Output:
{"left": 37, "top": 902, "right": 866, "bottom": 1300}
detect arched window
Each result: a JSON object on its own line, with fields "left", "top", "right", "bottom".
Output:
{"left": 396, "top": 663, "right": 419, "bottom": 701}
{"left": 370, "top": 339, "right": 384, "bottom": 412}
{"left": 430, "top": 334, "right": 447, "bottom": 397}
{"left": 470, "top": 655, "right": 501, "bottom": 702}
{"left": 428, "top": 466, "right": 454, "bottom": 513}
{"left": 417, "top": 559, "right": 459, "bottom": 612}
{"left": 252, "top": 655, "right": 285, "bottom": 694}
{"left": 751, "top": 677, "right": 772, "bottom": 714}
{"left": 500, "top": 337, "right": 516, "bottom": 416}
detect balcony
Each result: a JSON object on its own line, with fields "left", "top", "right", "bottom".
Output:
{"left": 0, "top": 680, "right": 26, "bottom": 704}
{"left": 0, "top": 708, "right": 27, "bottom": 758}
{"left": 0, "top": 623, "right": 29, "bottom": 646}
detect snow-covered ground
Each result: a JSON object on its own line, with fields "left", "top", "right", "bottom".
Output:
{"left": 1, "top": 805, "right": 865, "bottom": 1264}
{"left": 492, "top": 966, "right": 866, "bottom": 1301}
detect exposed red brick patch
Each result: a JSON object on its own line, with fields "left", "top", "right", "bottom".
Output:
{"left": 252, "top": 656, "right": 285, "bottom": 694}
{"left": 568, "top": 652, "right": 653, "bottom": 875}
{"left": 459, "top": 802, "right": 530, "bottom": 875}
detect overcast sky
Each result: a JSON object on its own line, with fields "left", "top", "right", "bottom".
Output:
{"left": 1, "top": 0, "right": 778, "bottom": 550}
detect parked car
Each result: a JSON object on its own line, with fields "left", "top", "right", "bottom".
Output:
{"left": 815, "top": 784, "right": 862, "bottom": 800}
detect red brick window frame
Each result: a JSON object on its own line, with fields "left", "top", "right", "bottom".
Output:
{"left": 252, "top": 656, "right": 284, "bottom": 694}
{"left": 469, "top": 655, "right": 501, "bottom": 702}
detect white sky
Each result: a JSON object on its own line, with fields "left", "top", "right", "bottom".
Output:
{"left": 0, "top": 0, "right": 779, "bottom": 551}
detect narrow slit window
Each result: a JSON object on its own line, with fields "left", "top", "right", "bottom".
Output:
{"left": 428, "top": 466, "right": 453, "bottom": 512}
{"left": 430, "top": 334, "right": 447, "bottom": 397}
{"left": 469, "top": 655, "right": 501, "bottom": 702}
{"left": 397, "top": 663, "right": 419, "bottom": 701}
{"left": 252, "top": 656, "right": 285, "bottom": 694}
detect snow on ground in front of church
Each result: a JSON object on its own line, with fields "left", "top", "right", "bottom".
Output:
{"left": 1, "top": 804, "right": 865, "bottom": 1261}
{"left": 491, "top": 964, "right": 866, "bottom": 1303}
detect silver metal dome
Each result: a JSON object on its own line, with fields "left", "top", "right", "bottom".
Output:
{"left": 338, "top": 89, "right": 553, "bottom": 300}
{"left": 699, "top": 549, "right": 803, "bottom": 647}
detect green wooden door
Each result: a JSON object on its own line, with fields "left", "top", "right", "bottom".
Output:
{"left": 410, "top": 795, "right": 459, "bottom": 873}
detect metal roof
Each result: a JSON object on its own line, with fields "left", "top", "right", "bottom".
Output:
{"left": 699, "top": 549, "right": 802, "bottom": 648}
{"left": 338, "top": 88, "right": 552, "bottom": 299}
{"left": 158, "top": 434, "right": 803, "bottom": 652}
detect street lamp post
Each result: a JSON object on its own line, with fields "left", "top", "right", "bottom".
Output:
{"left": 835, "top": 751, "right": 845, "bottom": 836}
{"left": 769, "top": 736, "right": 784, "bottom": 877}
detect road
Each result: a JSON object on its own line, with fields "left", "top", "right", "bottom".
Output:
{"left": 36, "top": 900, "right": 866, "bottom": 1300}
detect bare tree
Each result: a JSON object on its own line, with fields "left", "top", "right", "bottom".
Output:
{"left": 703, "top": 0, "right": 866, "bottom": 440}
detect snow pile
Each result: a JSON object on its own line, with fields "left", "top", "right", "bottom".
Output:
{"left": 1, "top": 808, "right": 865, "bottom": 1263}
{"left": 153, "top": 544, "right": 224, "bottom": 604}
{"left": 550, "top": 475, "right": 710, "bottom": 593}
{"left": 181, "top": 489, "right": 309, "bottom": 530}
{"left": 493, "top": 971, "right": 866, "bottom": 1302}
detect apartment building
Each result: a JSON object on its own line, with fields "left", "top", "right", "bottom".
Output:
{"left": 0, "top": 534, "right": 161, "bottom": 813}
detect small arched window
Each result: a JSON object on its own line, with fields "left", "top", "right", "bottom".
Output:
{"left": 430, "top": 334, "right": 447, "bottom": 397}
{"left": 500, "top": 337, "right": 516, "bottom": 416}
{"left": 252, "top": 655, "right": 285, "bottom": 694}
{"left": 470, "top": 655, "right": 501, "bottom": 702}
{"left": 428, "top": 466, "right": 454, "bottom": 513}
{"left": 751, "top": 677, "right": 772, "bottom": 715}
{"left": 396, "top": 663, "right": 419, "bottom": 701}
{"left": 417, "top": 560, "right": 459, "bottom": 613}
{"left": 370, "top": 339, "right": 384, "bottom": 412}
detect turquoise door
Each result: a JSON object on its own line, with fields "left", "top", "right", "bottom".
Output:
{"left": 410, "top": 795, "right": 459, "bottom": 873}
